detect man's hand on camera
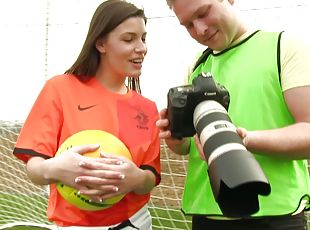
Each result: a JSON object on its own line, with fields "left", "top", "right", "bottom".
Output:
{"left": 236, "top": 127, "right": 249, "bottom": 147}
{"left": 156, "top": 108, "right": 190, "bottom": 155}
{"left": 156, "top": 108, "right": 171, "bottom": 139}
{"left": 194, "top": 134, "right": 206, "bottom": 161}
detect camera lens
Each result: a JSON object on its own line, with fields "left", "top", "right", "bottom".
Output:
{"left": 193, "top": 100, "right": 271, "bottom": 218}
{"left": 194, "top": 100, "right": 246, "bottom": 166}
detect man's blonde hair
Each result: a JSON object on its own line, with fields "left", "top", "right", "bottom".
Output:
{"left": 167, "top": 0, "right": 224, "bottom": 9}
{"left": 166, "top": 0, "right": 175, "bottom": 9}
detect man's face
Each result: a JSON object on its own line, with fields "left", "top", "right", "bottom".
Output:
{"left": 172, "top": 0, "right": 239, "bottom": 51}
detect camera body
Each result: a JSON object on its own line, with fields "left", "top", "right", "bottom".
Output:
{"left": 167, "top": 72, "right": 230, "bottom": 139}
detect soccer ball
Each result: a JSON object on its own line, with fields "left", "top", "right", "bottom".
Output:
{"left": 55, "top": 130, "right": 132, "bottom": 211}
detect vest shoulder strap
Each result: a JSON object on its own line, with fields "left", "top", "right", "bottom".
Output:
{"left": 192, "top": 48, "right": 213, "bottom": 72}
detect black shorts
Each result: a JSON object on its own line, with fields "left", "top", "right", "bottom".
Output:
{"left": 192, "top": 212, "right": 308, "bottom": 230}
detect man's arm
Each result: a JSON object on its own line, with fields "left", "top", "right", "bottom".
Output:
{"left": 246, "top": 86, "right": 310, "bottom": 159}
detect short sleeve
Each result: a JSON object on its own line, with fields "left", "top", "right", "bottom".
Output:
{"left": 281, "top": 32, "right": 310, "bottom": 91}
{"left": 13, "top": 79, "right": 63, "bottom": 162}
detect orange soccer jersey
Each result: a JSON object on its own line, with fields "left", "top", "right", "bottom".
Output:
{"left": 13, "top": 74, "right": 161, "bottom": 226}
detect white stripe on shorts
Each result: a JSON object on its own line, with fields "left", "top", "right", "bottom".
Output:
{"left": 56, "top": 204, "right": 151, "bottom": 230}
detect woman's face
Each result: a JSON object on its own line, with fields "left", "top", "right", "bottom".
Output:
{"left": 97, "top": 16, "right": 147, "bottom": 79}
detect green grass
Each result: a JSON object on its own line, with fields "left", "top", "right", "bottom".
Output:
{"left": 0, "top": 193, "right": 50, "bottom": 226}
{"left": 2, "top": 227, "right": 51, "bottom": 230}
{"left": 0, "top": 193, "right": 191, "bottom": 229}
{"left": 150, "top": 208, "right": 192, "bottom": 229}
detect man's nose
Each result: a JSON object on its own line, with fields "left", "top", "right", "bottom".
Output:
{"left": 193, "top": 20, "right": 208, "bottom": 36}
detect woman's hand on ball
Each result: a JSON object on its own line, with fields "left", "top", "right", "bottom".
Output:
{"left": 44, "top": 145, "right": 99, "bottom": 188}
{"left": 46, "top": 144, "right": 122, "bottom": 189}
{"left": 75, "top": 154, "right": 154, "bottom": 199}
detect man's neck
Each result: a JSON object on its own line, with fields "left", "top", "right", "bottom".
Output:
{"left": 214, "top": 29, "right": 256, "bottom": 53}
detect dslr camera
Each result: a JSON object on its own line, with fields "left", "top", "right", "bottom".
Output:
{"left": 167, "top": 72, "right": 230, "bottom": 139}
{"left": 166, "top": 72, "right": 271, "bottom": 218}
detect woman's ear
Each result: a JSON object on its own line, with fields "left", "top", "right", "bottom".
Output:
{"left": 95, "top": 38, "right": 106, "bottom": 53}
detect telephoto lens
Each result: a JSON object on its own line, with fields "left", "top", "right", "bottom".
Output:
{"left": 193, "top": 100, "right": 271, "bottom": 218}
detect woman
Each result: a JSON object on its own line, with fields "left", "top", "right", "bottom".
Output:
{"left": 13, "top": 0, "right": 160, "bottom": 229}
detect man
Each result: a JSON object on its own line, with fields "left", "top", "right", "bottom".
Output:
{"left": 156, "top": 0, "right": 310, "bottom": 229}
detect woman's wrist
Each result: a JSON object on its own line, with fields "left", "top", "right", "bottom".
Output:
{"left": 133, "top": 169, "right": 155, "bottom": 194}
{"left": 41, "top": 158, "right": 57, "bottom": 184}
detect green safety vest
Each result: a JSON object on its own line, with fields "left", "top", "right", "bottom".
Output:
{"left": 182, "top": 30, "right": 310, "bottom": 217}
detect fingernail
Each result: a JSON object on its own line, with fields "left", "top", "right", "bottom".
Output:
{"left": 117, "top": 161, "right": 123, "bottom": 165}
{"left": 77, "top": 191, "right": 81, "bottom": 195}
{"left": 75, "top": 178, "right": 80, "bottom": 183}
{"left": 78, "top": 161, "right": 85, "bottom": 166}
{"left": 114, "top": 187, "right": 119, "bottom": 192}
{"left": 120, "top": 174, "right": 125, "bottom": 179}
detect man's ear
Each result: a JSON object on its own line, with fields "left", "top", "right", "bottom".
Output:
{"left": 96, "top": 38, "right": 106, "bottom": 53}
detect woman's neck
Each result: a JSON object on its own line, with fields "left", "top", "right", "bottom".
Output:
{"left": 95, "top": 72, "right": 128, "bottom": 94}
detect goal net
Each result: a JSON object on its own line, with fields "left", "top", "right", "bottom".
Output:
{"left": 0, "top": 120, "right": 191, "bottom": 230}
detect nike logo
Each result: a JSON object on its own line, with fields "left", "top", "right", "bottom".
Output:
{"left": 78, "top": 104, "right": 97, "bottom": 111}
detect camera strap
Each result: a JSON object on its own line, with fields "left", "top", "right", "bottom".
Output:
{"left": 192, "top": 48, "right": 213, "bottom": 72}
